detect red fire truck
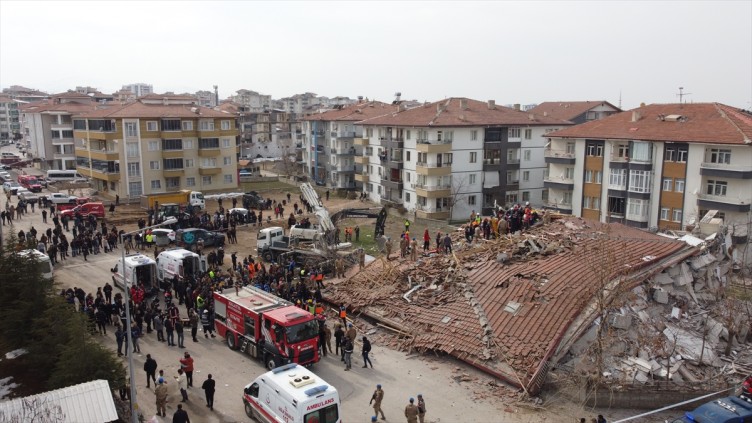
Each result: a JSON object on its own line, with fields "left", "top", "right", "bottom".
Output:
{"left": 214, "top": 286, "right": 321, "bottom": 370}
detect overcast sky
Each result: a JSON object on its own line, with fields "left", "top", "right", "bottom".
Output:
{"left": 1, "top": 1, "right": 750, "bottom": 109}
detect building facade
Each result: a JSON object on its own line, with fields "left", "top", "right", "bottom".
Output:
{"left": 0, "top": 96, "right": 21, "bottom": 140}
{"left": 72, "top": 97, "right": 239, "bottom": 200}
{"left": 354, "top": 98, "right": 570, "bottom": 221}
{"left": 546, "top": 103, "right": 752, "bottom": 229}
{"left": 122, "top": 83, "right": 153, "bottom": 97}
{"left": 527, "top": 101, "right": 620, "bottom": 124}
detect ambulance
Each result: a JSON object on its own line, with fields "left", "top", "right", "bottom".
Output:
{"left": 156, "top": 248, "right": 206, "bottom": 288}
{"left": 242, "top": 363, "right": 340, "bottom": 423}
{"left": 111, "top": 253, "right": 158, "bottom": 294}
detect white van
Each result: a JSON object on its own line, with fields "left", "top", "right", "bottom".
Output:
{"left": 18, "top": 249, "right": 53, "bottom": 280}
{"left": 112, "top": 253, "right": 158, "bottom": 293}
{"left": 243, "top": 363, "right": 340, "bottom": 423}
{"left": 156, "top": 248, "right": 206, "bottom": 287}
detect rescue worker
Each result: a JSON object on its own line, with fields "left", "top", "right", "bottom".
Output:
{"left": 339, "top": 304, "right": 348, "bottom": 328}
{"left": 154, "top": 377, "right": 168, "bottom": 417}
{"left": 370, "top": 384, "right": 386, "bottom": 420}
{"left": 405, "top": 397, "right": 419, "bottom": 423}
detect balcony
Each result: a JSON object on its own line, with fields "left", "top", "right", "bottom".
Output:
{"left": 53, "top": 152, "right": 76, "bottom": 160}
{"left": 75, "top": 147, "right": 119, "bottom": 161}
{"left": 50, "top": 123, "right": 73, "bottom": 130}
{"left": 199, "top": 167, "right": 221, "bottom": 175}
{"left": 416, "top": 205, "right": 450, "bottom": 220}
{"left": 52, "top": 138, "right": 75, "bottom": 146}
{"left": 484, "top": 139, "right": 502, "bottom": 149}
{"left": 355, "top": 173, "right": 369, "bottom": 183}
{"left": 380, "top": 197, "right": 404, "bottom": 207}
{"left": 163, "top": 167, "right": 185, "bottom": 175}
{"left": 381, "top": 176, "right": 403, "bottom": 191}
{"left": 415, "top": 183, "right": 451, "bottom": 198}
{"left": 162, "top": 149, "right": 184, "bottom": 159}
{"left": 77, "top": 166, "right": 120, "bottom": 182}
{"left": 483, "top": 160, "right": 503, "bottom": 171}
{"left": 542, "top": 200, "right": 573, "bottom": 213}
{"left": 354, "top": 137, "right": 369, "bottom": 146}
{"left": 380, "top": 136, "right": 404, "bottom": 149}
{"left": 416, "top": 139, "right": 452, "bottom": 153}
{"left": 697, "top": 193, "right": 751, "bottom": 212}
{"left": 333, "top": 163, "right": 356, "bottom": 173}
{"left": 544, "top": 149, "right": 576, "bottom": 164}
{"left": 610, "top": 153, "right": 629, "bottom": 163}
{"left": 337, "top": 131, "right": 357, "bottom": 140}
{"left": 355, "top": 155, "right": 368, "bottom": 165}
{"left": 543, "top": 176, "right": 575, "bottom": 190}
{"left": 505, "top": 179, "right": 520, "bottom": 191}
{"left": 387, "top": 156, "right": 404, "bottom": 170}
{"left": 337, "top": 147, "right": 357, "bottom": 156}
{"left": 416, "top": 161, "right": 452, "bottom": 176}
{"left": 198, "top": 148, "right": 220, "bottom": 157}
{"left": 700, "top": 162, "right": 752, "bottom": 179}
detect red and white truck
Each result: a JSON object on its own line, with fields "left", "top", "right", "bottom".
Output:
{"left": 214, "top": 286, "right": 320, "bottom": 370}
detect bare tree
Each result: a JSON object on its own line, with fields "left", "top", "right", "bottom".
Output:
{"left": 274, "top": 154, "right": 298, "bottom": 179}
{"left": 448, "top": 175, "right": 468, "bottom": 220}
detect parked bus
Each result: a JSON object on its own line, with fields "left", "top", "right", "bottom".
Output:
{"left": 46, "top": 170, "right": 86, "bottom": 182}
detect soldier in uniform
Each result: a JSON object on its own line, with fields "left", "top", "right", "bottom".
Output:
{"left": 154, "top": 377, "right": 168, "bottom": 417}
{"left": 370, "top": 384, "right": 385, "bottom": 420}
{"left": 404, "top": 397, "right": 419, "bottom": 423}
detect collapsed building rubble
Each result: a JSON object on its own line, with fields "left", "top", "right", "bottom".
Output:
{"left": 324, "top": 216, "right": 752, "bottom": 396}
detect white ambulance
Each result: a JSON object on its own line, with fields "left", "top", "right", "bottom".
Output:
{"left": 156, "top": 248, "right": 206, "bottom": 288}
{"left": 112, "top": 253, "right": 158, "bottom": 294}
{"left": 242, "top": 363, "right": 340, "bottom": 423}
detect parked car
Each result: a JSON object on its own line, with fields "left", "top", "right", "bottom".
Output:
{"left": 151, "top": 228, "right": 176, "bottom": 243}
{"left": 176, "top": 228, "right": 225, "bottom": 248}
{"left": 15, "top": 187, "right": 30, "bottom": 197}
{"left": 2, "top": 181, "right": 21, "bottom": 195}
{"left": 0, "top": 165, "right": 12, "bottom": 170}
{"left": 239, "top": 169, "right": 253, "bottom": 177}
{"left": 18, "top": 192, "right": 39, "bottom": 203}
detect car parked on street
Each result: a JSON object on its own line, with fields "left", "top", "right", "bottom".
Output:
{"left": 3, "top": 181, "right": 21, "bottom": 195}
{"left": 176, "top": 228, "right": 225, "bottom": 248}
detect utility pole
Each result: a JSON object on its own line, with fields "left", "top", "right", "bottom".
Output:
{"left": 676, "top": 87, "right": 692, "bottom": 104}
{"left": 213, "top": 85, "right": 219, "bottom": 107}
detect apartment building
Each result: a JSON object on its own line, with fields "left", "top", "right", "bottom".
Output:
{"left": 527, "top": 101, "right": 620, "bottom": 124}
{"left": 21, "top": 94, "right": 98, "bottom": 170}
{"left": 72, "top": 97, "right": 239, "bottom": 199}
{"left": 355, "top": 98, "right": 570, "bottom": 221}
{"left": 122, "top": 83, "right": 153, "bottom": 97}
{"left": 545, "top": 103, "right": 752, "bottom": 229}
{"left": 300, "top": 101, "right": 393, "bottom": 190}
{"left": 0, "top": 96, "right": 21, "bottom": 140}
{"left": 2, "top": 85, "right": 49, "bottom": 103}
{"left": 231, "top": 89, "right": 272, "bottom": 113}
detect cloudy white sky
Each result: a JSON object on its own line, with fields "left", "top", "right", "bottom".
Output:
{"left": 1, "top": 1, "right": 750, "bottom": 109}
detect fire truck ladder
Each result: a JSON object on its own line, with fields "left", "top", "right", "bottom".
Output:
{"left": 239, "top": 336, "right": 250, "bottom": 354}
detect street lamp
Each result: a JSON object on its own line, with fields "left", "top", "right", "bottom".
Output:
{"left": 119, "top": 217, "right": 177, "bottom": 423}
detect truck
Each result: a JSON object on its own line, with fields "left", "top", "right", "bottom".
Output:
{"left": 243, "top": 363, "right": 340, "bottom": 423}
{"left": 140, "top": 190, "right": 205, "bottom": 212}
{"left": 156, "top": 248, "right": 207, "bottom": 288}
{"left": 46, "top": 192, "right": 79, "bottom": 205}
{"left": 670, "top": 395, "right": 752, "bottom": 422}
{"left": 257, "top": 226, "right": 308, "bottom": 262}
{"left": 214, "top": 286, "right": 321, "bottom": 370}
{"left": 17, "top": 175, "right": 42, "bottom": 193}
{"left": 111, "top": 253, "right": 158, "bottom": 295}
{"left": 242, "top": 191, "right": 268, "bottom": 210}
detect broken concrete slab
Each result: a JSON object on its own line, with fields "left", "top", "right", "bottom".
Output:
{"left": 663, "top": 324, "right": 719, "bottom": 366}
{"left": 654, "top": 289, "right": 669, "bottom": 304}
{"left": 654, "top": 273, "right": 674, "bottom": 285}
{"left": 611, "top": 313, "right": 632, "bottom": 330}
{"left": 673, "top": 263, "right": 694, "bottom": 287}
{"left": 691, "top": 253, "right": 717, "bottom": 271}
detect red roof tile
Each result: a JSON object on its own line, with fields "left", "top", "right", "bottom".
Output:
{"left": 72, "top": 101, "right": 230, "bottom": 119}
{"left": 527, "top": 101, "right": 620, "bottom": 122}
{"left": 301, "top": 101, "right": 393, "bottom": 122}
{"left": 548, "top": 103, "right": 752, "bottom": 145}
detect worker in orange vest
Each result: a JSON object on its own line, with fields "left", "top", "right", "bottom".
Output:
{"left": 315, "top": 269, "right": 325, "bottom": 289}
{"left": 339, "top": 304, "right": 347, "bottom": 328}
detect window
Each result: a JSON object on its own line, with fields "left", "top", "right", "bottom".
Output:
{"left": 628, "top": 170, "right": 652, "bottom": 193}
{"left": 199, "top": 138, "right": 219, "bottom": 149}
{"left": 199, "top": 120, "right": 215, "bottom": 131}
{"left": 566, "top": 143, "right": 576, "bottom": 155}
{"left": 406, "top": 130, "right": 411, "bottom": 140}
{"left": 583, "top": 197, "right": 591, "bottom": 209}
{"left": 471, "top": 130, "right": 477, "bottom": 141}
{"left": 709, "top": 149, "right": 731, "bottom": 164}
{"left": 128, "top": 182, "right": 142, "bottom": 196}
{"left": 563, "top": 192, "right": 573, "bottom": 205}
{"left": 151, "top": 180, "right": 161, "bottom": 190}
{"left": 163, "top": 158, "right": 184, "bottom": 170}
{"left": 201, "top": 158, "right": 217, "bottom": 168}
{"left": 468, "top": 195, "right": 476, "bottom": 205}
{"left": 630, "top": 142, "right": 652, "bottom": 162}
{"left": 186, "top": 177, "right": 196, "bottom": 187}
{"left": 469, "top": 174, "right": 476, "bottom": 184}
{"left": 222, "top": 138, "right": 231, "bottom": 148}
{"left": 677, "top": 148, "right": 688, "bottom": 162}
{"left": 162, "top": 139, "right": 182, "bottom": 150}
{"left": 185, "top": 159, "right": 194, "bottom": 168}
{"left": 675, "top": 178, "right": 685, "bottom": 192}
{"left": 506, "top": 193, "right": 519, "bottom": 204}
{"left": 509, "top": 128, "right": 520, "bottom": 138}
{"left": 148, "top": 140, "right": 160, "bottom": 151}
{"left": 706, "top": 180, "right": 728, "bottom": 196}
{"left": 616, "top": 144, "right": 629, "bottom": 158}
{"left": 127, "top": 162, "right": 140, "bottom": 177}
{"left": 405, "top": 192, "right": 411, "bottom": 202}
{"left": 524, "top": 129, "right": 532, "bottom": 140}
{"left": 586, "top": 143, "right": 603, "bottom": 157}
{"left": 565, "top": 167, "right": 575, "bottom": 180}
{"left": 223, "top": 156, "right": 232, "bottom": 166}
{"left": 224, "top": 174, "right": 233, "bottom": 184}
{"left": 595, "top": 171, "right": 603, "bottom": 184}
{"left": 664, "top": 147, "right": 676, "bottom": 162}
{"left": 522, "top": 191, "right": 530, "bottom": 202}
{"left": 125, "top": 122, "right": 137, "bottom": 137}
{"left": 662, "top": 178, "right": 673, "bottom": 191}
{"left": 161, "top": 119, "right": 181, "bottom": 131}
{"left": 182, "top": 121, "right": 193, "bottom": 131}
{"left": 73, "top": 120, "right": 87, "bottom": 130}
{"left": 542, "top": 189, "right": 549, "bottom": 202}
{"left": 406, "top": 151, "right": 411, "bottom": 162}
{"left": 202, "top": 175, "right": 212, "bottom": 185}
{"left": 183, "top": 140, "right": 193, "bottom": 149}
{"left": 221, "top": 120, "right": 231, "bottom": 130}
{"left": 469, "top": 152, "right": 477, "bottom": 163}
{"left": 149, "top": 161, "right": 160, "bottom": 170}
{"left": 126, "top": 143, "right": 139, "bottom": 158}
{"left": 672, "top": 209, "right": 682, "bottom": 222}
{"left": 585, "top": 170, "right": 594, "bottom": 183}
{"left": 593, "top": 197, "right": 600, "bottom": 209}
{"left": 627, "top": 198, "right": 648, "bottom": 219}
{"left": 609, "top": 169, "right": 627, "bottom": 189}
{"left": 445, "top": 131, "right": 453, "bottom": 141}
{"left": 524, "top": 150, "right": 531, "bottom": 161}
{"left": 165, "top": 177, "right": 180, "bottom": 189}
{"left": 523, "top": 171, "right": 530, "bottom": 181}
{"left": 660, "top": 207, "right": 670, "bottom": 220}
{"left": 146, "top": 121, "right": 158, "bottom": 132}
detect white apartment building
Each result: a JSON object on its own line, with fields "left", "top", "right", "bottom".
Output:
{"left": 0, "top": 95, "right": 21, "bottom": 140}
{"left": 355, "top": 98, "right": 570, "bottom": 221}
{"left": 231, "top": 89, "right": 272, "bottom": 113}
{"left": 122, "top": 83, "right": 153, "bottom": 97}
{"left": 546, "top": 103, "right": 752, "bottom": 229}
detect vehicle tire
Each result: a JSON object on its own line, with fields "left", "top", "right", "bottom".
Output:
{"left": 244, "top": 402, "right": 255, "bottom": 419}
{"left": 265, "top": 354, "right": 276, "bottom": 370}
{"left": 262, "top": 251, "right": 273, "bottom": 262}
{"left": 226, "top": 333, "right": 236, "bottom": 350}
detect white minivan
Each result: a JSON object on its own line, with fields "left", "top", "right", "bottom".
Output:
{"left": 243, "top": 363, "right": 340, "bottom": 423}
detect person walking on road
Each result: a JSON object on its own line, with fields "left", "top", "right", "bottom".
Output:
{"left": 180, "top": 352, "right": 194, "bottom": 387}
{"left": 175, "top": 319, "right": 185, "bottom": 348}
{"left": 334, "top": 325, "right": 344, "bottom": 359}
{"left": 361, "top": 336, "right": 373, "bottom": 368}
{"left": 343, "top": 336, "right": 354, "bottom": 371}
{"left": 370, "top": 384, "right": 386, "bottom": 420}
{"left": 172, "top": 403, "right": 190, "bottom": 423}
{"left": 175, "top": 369, "right": 188, "bottom": 402}
{"left": 417, "top": 394, "right": 427, "bottom": 423}
{"left": 154, "top": 377, "right": 168, "bottom": 417}
{"left": 189, "top": 309, "right": 199, "bottom": 342}
{"left": 115, "top": 324, "right": 124, "bottom": 356}
{"left": 165, "top": 317, "right": 175, "bottom": 346}
{"left": 201, "top": 373, "right": 216, "bottom": 410}
{"left": 144, "top": 354, "right": 157, "bottom": 388}
{"left": 405, "top": 397, "right": 419, "bottom": 423}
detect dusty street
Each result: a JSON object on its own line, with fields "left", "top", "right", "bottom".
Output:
{"left": 0, "top": 163, "right": 677, "bottom": 422}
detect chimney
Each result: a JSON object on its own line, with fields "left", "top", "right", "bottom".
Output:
{"left": 631, "top": 111, "right": 641, "bottom": 122}
{"left": 528, "top": 113, "right": 535, "bottom": 121}
{"left": 514, "top": 104, "right": 521, "bottom": 111}
{"left": 459, "top": 99, "right": 468, "bottom": 110}
{"left": 543, "top": 111, "right": 548, "bottom": 117}
{"left": 487, "top": 100, "right": 495, "bottom": 109}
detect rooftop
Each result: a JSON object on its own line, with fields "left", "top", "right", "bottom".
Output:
{"left": 72, "top": 100, "right": 230, "bottom": 119}
{"left": 301, "top": 101, "right": 393, "bottom": 122}
{"left": 0, "top": 379, "right": 118, "bottom": 422}
{"left": 527, "top": 101, "right": 620, "bottom": 122}
{"left": 547, "top": 102, "right": 752, "bottom": 145}
{"left": 357, "top": 97, "right": 570, "bottom": 127}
